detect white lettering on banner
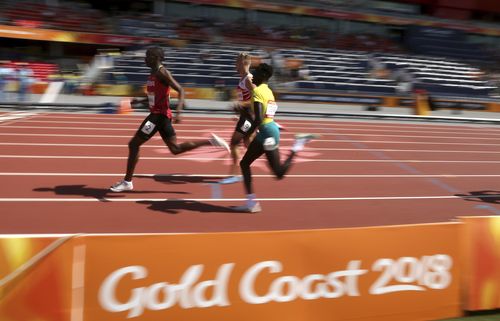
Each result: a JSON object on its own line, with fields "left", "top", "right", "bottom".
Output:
{"left": 99, "top": 266, "right": 147, "bottom": 318}
{"left": 239, "top": 260, "right": 367, "bottom": 304}
{"left": 98, "top": 264, "right": 234, "bottom": 318}
{"left": 369, "top": 255, "right": 452, "bottom": 295}
{"left": 97, "top": 255, "right": 453, "bottom": 317}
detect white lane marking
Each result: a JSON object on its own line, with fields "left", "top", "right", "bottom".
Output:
{"left": 1, "top": 155, "right": 500, "bottom": 163}
{"left": 0, "top": 112, "right": 39, "bottom": 125}
{"left": 0, "top": 195, "right": 495, "bottom": 202}
{"left": 31, "top": 114, "right": 500, "bottom": 131}
{"left": 1, "top": 125, "right": 499, "bottom": 141}
{"left": 2, "top": 142, "right": 500, "bottom": 155}
{"left": 1, "top": 172, "right": 500, "bottom": 178}
{"left": 1, "top": 132, "right": 500, "bottom": 146}
{"left": 11, "top": 119, "right": 500, "bottom": 136}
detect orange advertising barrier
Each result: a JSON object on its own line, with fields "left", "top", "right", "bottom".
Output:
{"left": 489, "top": 102, "right": 500, "bottom": 112}
{"left": 82, "top": 223, "right": 461, "bottom": 321}
{"left": 0, "top": 235, "right": 76, "bottom": 321}
{"left": 461, "top": 216, "right": 500, "bottom": 311}
{"left": 415, "top": 93, "right": 430, "bottom": 116}
{"left": 0, "top": 223, "right": 462, "bottom": 321}
{"left": 30, "top": 82, "right": 50, "bottom": 94}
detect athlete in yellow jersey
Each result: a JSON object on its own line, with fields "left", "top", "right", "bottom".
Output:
{"left": 238, "top": 63, "right": 320, "bottom": 213}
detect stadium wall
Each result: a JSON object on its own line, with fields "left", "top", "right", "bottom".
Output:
{"left": 84, "top": 85, "right": 499, "bottom": 113}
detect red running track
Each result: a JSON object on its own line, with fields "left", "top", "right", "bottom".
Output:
{"left": 0, "top": 111, "right": 499, "bottom": 234}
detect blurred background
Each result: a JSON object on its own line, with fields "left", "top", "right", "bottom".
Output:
{"left": 0, "top": 0, "right": 499, "bottom": 111}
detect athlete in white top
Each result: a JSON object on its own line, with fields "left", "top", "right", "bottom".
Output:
{"left": 220, "top": 52, "right": 256, "bottom": 184}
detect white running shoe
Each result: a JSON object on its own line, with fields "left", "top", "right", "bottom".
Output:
{"left": 110, "top": 180, "right": 133, "bottom": 192}
{"left": 245, "top": 201, "right": 262, "bottom": 213}
{"left": 234, "top": 201, "right": 262, "bottom": 213}
{"left": 219, "top": 176, "right": 243, "bottom": 184}
{"left": 292, "top": 133, "right": 321, "bottom": 152}
{"left": 210, "top": 133, "right": 230, "bottom": 152}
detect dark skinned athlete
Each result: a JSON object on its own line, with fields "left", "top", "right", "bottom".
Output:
{"left": 110, "top": 47, "right": 229, "bottom": 192}
{"left": 237, "top": 63, "right": 319, "bottom": 212}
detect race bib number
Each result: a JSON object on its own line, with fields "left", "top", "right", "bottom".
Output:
{"left": 240, "top": 120, "right": 252, "bottom": 133}
{"left": 263, "top": 137, "right": 278, "bottom": 151}
{"left": 147, "top": 93, "right": 155, "bottom": 108}
{"left": 141, "top": 120, "right": 156, "bottom": 135}
{"left": 266, "top": 100, "right": 278, "bottom": 118}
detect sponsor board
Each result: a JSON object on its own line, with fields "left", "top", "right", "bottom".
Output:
{"left": 0, "top": 24, "right": 164, "bottom": 46}
{"left": 0, "top": 235, "right": 75, "bottom": 321}
{"left": 0, "top": 223, "right": 468, "bottom": 320}
{"left": 460, "top": 216, "right": 500, "bottom": 311}
{"left": 82, "top": 223, "right": 460, "bottom": 321}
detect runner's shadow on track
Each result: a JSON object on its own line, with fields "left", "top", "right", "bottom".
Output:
{"left": 135, "top": 174, "right": 222, "bottom": 185}
{"left": 455, "top": 190, "right": 500, "bottom": 204}
{"left": 137, "top": 200, "right": 246, "bottom": 214}
{"left": 34, "top": 185, "right": 186, "bottom": 202}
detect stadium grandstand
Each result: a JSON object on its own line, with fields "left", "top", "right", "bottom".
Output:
{"left": 1, "top": 0, "right": 499, "bottom": 105}
{"left": 0, "top": 1, "right": 499, "bottom": 321}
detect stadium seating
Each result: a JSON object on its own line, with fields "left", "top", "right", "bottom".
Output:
{"left": 117, "top": 16, "right": 178, "bottom": 39}
{"left": 105, "top": 44, "right": 250, "bottom": 88}
{"left": 274, "top": 48, "right": 399, "bottom": 95}
{"left": 377, "top": 53, "right": 495, "bottom": 97}
{"left": 105, "top": 43, "right": 496, "bottom": 99}
{"left": 4, "top": 61, "right": 58, "bottom": 81}
{"left": 3, "top": 0, "right": 495, "bottom": 100}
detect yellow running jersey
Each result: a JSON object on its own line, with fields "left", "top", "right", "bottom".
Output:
{"left": 251, "top": 83, "right": 278, "bottom": 126}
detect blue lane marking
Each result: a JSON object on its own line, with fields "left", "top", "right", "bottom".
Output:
{"left": 333, "top": 132, "right": 461, "bottom": 194}
{"left": 209, "top": 183, "right": 222, "bottom": 199}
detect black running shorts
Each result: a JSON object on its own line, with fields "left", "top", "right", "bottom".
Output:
{"left": 234, "top": 115, "right": 252, "bottom": 135}
{"left": 135, "top": 113, "right": 176, "bottom": 141}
